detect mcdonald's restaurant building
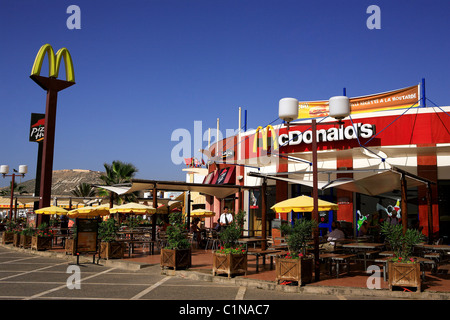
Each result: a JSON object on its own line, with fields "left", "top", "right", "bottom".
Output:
{"left": 202, "top": 85, "right": 450, "bottom": 244}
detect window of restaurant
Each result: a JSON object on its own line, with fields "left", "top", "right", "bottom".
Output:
{"left": 248, "top": 186, "right": 276, "bottom": 237}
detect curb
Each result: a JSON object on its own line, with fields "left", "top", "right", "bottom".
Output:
{"left": 162, "top": 268, "right": 450, "bottom": 300}
{"left": 2, "top": 244, "right": 449, "bottom": 300}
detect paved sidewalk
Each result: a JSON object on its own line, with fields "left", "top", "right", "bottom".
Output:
{"left": 2, "top": 243, "right": 449, "bottom": 300}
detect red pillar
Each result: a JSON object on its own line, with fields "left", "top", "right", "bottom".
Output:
{"left": 336, "top": 157, "right": 354, "bottom": 223}
{"left": 417, "top": 151, "right": 439, "bottom": 239}
{"left": 276, "top": 148, "right": 289, "bottom": 221}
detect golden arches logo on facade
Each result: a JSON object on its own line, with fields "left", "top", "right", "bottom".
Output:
{"left": 253, "top": 125, "right": 279, "bottom": 153}
{"left": 31, "top": 44, "right": 75, "bottom": 83}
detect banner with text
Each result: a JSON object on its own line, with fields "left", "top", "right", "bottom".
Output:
{"left": 298, "top": 85, "right": 420, "bottom": 119}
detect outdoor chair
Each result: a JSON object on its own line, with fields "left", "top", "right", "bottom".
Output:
{"left": 205, "top": 230, "right": 220, "bottom": 251}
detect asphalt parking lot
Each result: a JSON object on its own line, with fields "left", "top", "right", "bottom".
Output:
{"left": 2, "top": 243, "right": 445, "bottom": 320}
{"left": 0, "top": 246, "right": 343, "bottom": 302}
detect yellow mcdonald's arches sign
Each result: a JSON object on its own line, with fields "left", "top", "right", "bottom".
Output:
{"left": 253, "top": 125, "right": 278, "bottom": 153}
{"left": 31, "top": 44, "right": 75, "bottom": 83}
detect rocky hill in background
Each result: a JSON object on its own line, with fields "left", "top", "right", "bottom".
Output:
{"left": 2, "top": 169, "right": 104, "bottom": 196}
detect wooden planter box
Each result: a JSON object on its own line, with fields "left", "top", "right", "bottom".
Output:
{"left": 31, "top": 236, "right": 53, "bottom": 251}
{"left": 65, "top": 238, "right": 77, "bottom": 255}
{"left": 12, "top": 233, "right": 21, "bottom": 247}
{"left": 275, "top": 257, "right": 313, "bottom": 286}
{"left": 212, "top": 252, "right": 247, "bottom": 278}
{"left": 160, "top": 248, "right": 191, "bottom": 270}
{"left": 99, "top": 241, "right": 125, "bottom": 259}
{"left": 2, "top": 232, "right": 14, "bottom": 244}
{"left": 388, "top": 261, "right": 421, "bottom": 292}
{"left": 20, "top": 234, "right": 32, "bottom": 249}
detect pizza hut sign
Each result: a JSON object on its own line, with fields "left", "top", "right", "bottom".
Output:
{"left": 29, "top": 113, "right": 45, "bottom": 143}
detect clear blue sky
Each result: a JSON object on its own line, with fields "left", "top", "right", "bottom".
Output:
{"left": 1, "top": 0, "right": 450, "bottom": 187}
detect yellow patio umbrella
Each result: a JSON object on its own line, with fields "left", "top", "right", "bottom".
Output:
{"left": 109, "top": 202, "right": 156, "bottom": 215}
{"left": 271, "top": 195, "right": 339, "bottom": 214}
{"left": 67, "top": 204, "right": 111, "bottom": 218}
{"left": 35, "top": 206, "right": 68, "bottom": 215}
{"left": 189, "top": 208, "right": 216, "bottom": 217}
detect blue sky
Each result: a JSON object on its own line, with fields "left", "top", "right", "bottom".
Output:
{"left": 1, "top": 0, "right": 450, "bottom": 187}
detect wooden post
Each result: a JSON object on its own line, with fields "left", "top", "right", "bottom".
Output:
{"left": 261, "top": 178, "right": 267, "bottom": 250}
{"left": 152, "top": 187, "right": 157, "bottom": 241}
{"left": 401, "top": 173, "right": 408, "bottom": 235}
{"left": 312, "top": 119, "right": 320, "bottom": 281}
{"left": 426, "top": 182, "right": 433, "bottom": 244}
{"left": 30, "top": 75, "right": 74, "bottom": 225}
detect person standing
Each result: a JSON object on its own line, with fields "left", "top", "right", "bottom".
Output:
{"left": 219, "top": 206, "right": 233, "bottom": 231}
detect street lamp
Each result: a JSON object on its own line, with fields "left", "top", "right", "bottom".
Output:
{"left": 1, "top": 165, "right": 27, "bottom": 221}
{"left": 279, "top": 97, "right": 321, "bottom": 280}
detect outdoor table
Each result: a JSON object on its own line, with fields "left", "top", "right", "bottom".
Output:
{"left": 238, "top": 237, "right": 267, "bottom": 250}
{"left": 341, "top": 242, "right": 385, "bottom": 270}
{"left": 319, "top": 253, "right": 356, "bottom": 278}
{"left": 116, "top": 239, "right": 155, "bottom": 257}
{"left": 117, "top": 231, "right": 151, "bottom": 253}
{"left": 416, "top": 244, "right": 450, "bottom": 252}
{"left": 247, "top": 249, "right": 281, "bottom": 273}
{"left": 52, "top": 233, "right": 71, "bottom": 247}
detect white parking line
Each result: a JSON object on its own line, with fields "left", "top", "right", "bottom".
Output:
{"left": 0, "top": 261, "right": 68, "bottom": 281}
{"left": 130, "top": 276, "right": 171, "bottom": 300}
{"left": 0, "top": 256, "right": 39, "bottom": 264}
{"left": 235, "top": 286, "right": 246, "bottom": 300}
{"left": 23, "top": 267, "right": 116, "bottom": 300}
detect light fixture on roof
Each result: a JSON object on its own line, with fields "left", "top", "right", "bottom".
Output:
{"left": 329, "top": 96, "right": 350, "bottom": 122}
{"left": 279, "top": 98, "right": 299, "bottom": 131}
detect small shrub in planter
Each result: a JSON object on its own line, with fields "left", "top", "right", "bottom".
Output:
{"left": 31, "top": 223, "right": 53, "bottom": 251}
{"left": 2, "top": 220, "right": 17, "bottom": 244}
{"left": 20, "top": 226, "right": 34, "bottom": 248}
{"left": 12, "top": 227, "right": 22, "bottom": 247}
{"left": 212, "top": 211, "right": 247, "bottom": 278}
{"left": 380, "top": 221, "right": 425, "bottom": 292}
{"left": 98, "top": 218, "right": 124, "bottom": 259}
{"left": 161, "top": 212, "right": 191, "bottom": 270}
{"left": 275, "top": 219, "right": 317, "bottom": 286}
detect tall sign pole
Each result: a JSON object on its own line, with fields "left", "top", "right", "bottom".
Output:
{"left": 29, "top": 44, "right": 75, "bottom": 223}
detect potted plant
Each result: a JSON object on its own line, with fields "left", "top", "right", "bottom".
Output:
{"left": 31, "top": 223, "right": 53, "bottom": 251}
{"left": 2, "top": 220, "right": 16, "bottom": 244}
{"left": 212, "top": 210, "right": 247, "bottom": 278}
{"left": 98, "top": 218, "right": 125, "bottom": 259}
{"left": 161, "top": 211, "right": 191, "bottom": 270}
{"left": 19, "top": 226, "right": 34, "bottom": 249}
{"left": 380, "top": 221, "right": 425, "bottom": 291}
{"left": 275, "top": 218, "right": 316, "bottom": 286}
{"left": 12, "top": 226, "right": 22, "bottom": 247}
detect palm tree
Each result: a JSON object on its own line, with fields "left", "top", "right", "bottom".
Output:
{"left": 98, "top": 160, "right": 139, "bottom": 205}
{"left": 71, "top": 183, "right": 96, "bottom": 197}
{"left": 0, "top": 182, "right": 28, "bottom": 196}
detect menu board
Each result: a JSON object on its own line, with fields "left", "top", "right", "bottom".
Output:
{"left": 76, "top": 219, "right": 98, "bottom": 253}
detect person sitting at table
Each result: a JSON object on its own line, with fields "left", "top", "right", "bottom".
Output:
{"left": 321, "top": 221, "right": 345, "bottom": 252}
{"left": 190, "top": 218, "right": 201, "bottom": 248}
{"left": 358, "top": 220, "right": 369, "bottom": 237}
